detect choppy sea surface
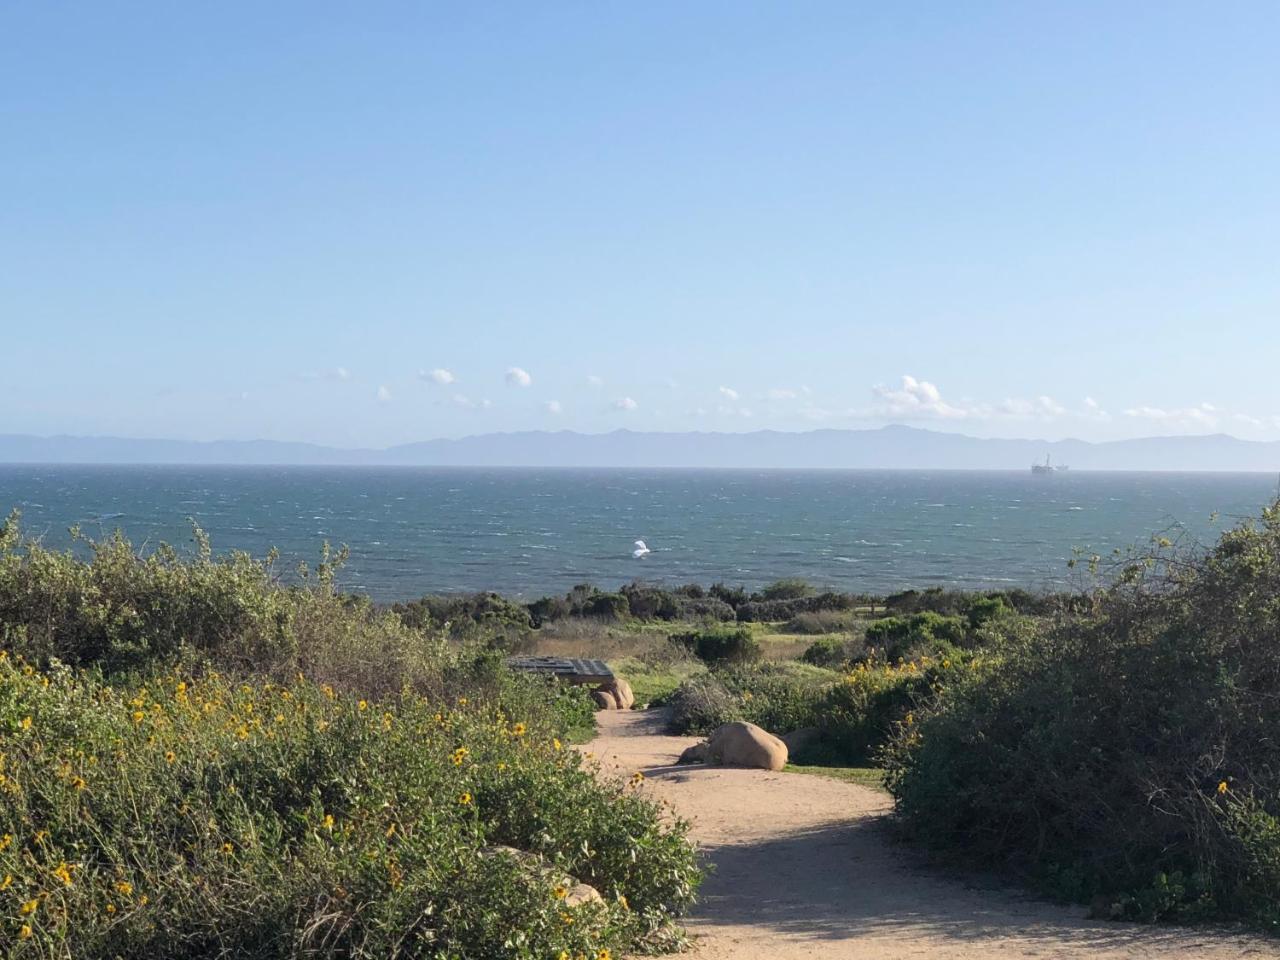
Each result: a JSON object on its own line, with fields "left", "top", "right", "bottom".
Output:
{"left": 1, "top": 466, "right": 1276, "bottom": 602}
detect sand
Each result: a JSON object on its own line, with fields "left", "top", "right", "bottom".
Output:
{"left": 586, "top": 709, "right": 1277, "bottom": 959}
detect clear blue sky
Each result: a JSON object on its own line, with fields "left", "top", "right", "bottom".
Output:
{"left": 3, "top": 2, "right": 1277, "bottom": 448}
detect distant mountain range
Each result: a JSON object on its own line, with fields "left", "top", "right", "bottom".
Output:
{"left": 3, "top": 426, "right": 1280, "bottom": 471}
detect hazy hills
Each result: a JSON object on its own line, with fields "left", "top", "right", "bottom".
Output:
{"left": 3, "top": 426, "right": 1280, "bottom": 471}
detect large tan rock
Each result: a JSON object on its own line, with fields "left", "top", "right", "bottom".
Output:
{"left": 564, "top": 883, "right": 604, "bottom": 908}
{"left": 707, "top": 721, "right": 788, "bottom": 771}
{"left": 605, "top": 677, "right": 635, "bottom": 710}
{"left": 677, "top": 741, "right": 710, "bottom": 765}
{"left": 591, "top": 689, "right": 616, "bottom": 711}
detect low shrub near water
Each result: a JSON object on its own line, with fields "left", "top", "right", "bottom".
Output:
{"left": 0, "top": 656, "right": 698, "bottom": 957}
{"left": 0, "top": 513, "right": 699, "bottom": 955}
{"left": 670, "top": 628, "right": 761, "bottom": 666}
{"left": 886, "top": 504, "right": 1280, "bottom": 928}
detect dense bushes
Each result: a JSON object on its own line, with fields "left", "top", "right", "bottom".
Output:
{"left": 666, "top": 662, "right": 837, "bottom": 737}
{"left": 734, "top": 592, "right": 858, "bottom": 623}
{"left": 800, "top": 635, "right": 853, "bottom": 667}
{"left": 670, "top": 628, "right": 761, "bottom": 666}
{"left": 886, "top": 504, "right": 1280, "bottom": 927}
{"left": 0, "top": 657, "right": 698, "bottom": 957}
{"left": 0, "top": 514, "right": 700, "bottom": 955}
{"left": 863, "top": 612, "right": 967, "bottom": 661}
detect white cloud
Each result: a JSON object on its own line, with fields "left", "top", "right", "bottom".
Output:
{"left": 422, "top": 368, "right": 455, "bottom": 385}
{"left": 614, "top": 397, "right": 638, "bottom": 411}
{"left": 718, "top": 386, "right": 740, "bottom": 401}
{"left": 334, "top": 367, "right": 351, "bottom": 381}
{"left": 586, "top": 374, "right": 604, "bottom": 387}
{"left": 505, "top": 367, "right": 532, "bottom": 387}
{"left": 452, "top": 394, "right": 492, "bottom": 410}
{"left": 764, "top": 387, "right": 799, "bottom": 401}
{"left": 544, "top": 400, "right": 563, "bottom": 414}
{"left": 1081, "top": 396, "right": 1112, "bottom": 421}
{"left": 999, "top": 395, "right": 1066, "bottom": 418}
{"left": 872, "top": 375, "right": 971, "bottom": 420}
{"left": 376, "top": 385, "right": 392, "bottom": 403}
{"left": 1123, "top": 402, "right": 1219, "bottom": 428}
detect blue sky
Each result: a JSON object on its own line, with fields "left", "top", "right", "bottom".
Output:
{"left": 3, "top": 2, "right": 1278, "bottom": 448}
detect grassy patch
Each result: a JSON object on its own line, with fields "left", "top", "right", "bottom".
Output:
{"left": 608, "top": 656, "right": 707, "bottom": 706}
{"left": 784, "top": 763, "right": 888, "bottom": 792}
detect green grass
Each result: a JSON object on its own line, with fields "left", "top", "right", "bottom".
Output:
{"left": 607, "top": 656, "right": 708, "bottom": 706}
{"left": 784, "top": 763, "right": 887, "bottom": 791}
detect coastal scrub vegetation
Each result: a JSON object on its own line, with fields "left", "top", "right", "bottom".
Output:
{"left": 886, "top": 502, "right": 1280, "bottom": 929}
{"left": 0, "top": 514, "right": 699, "bottom": 957}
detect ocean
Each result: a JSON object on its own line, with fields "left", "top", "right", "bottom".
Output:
{"left": 1, "top": 465, "right": 1276, "bottom": 602}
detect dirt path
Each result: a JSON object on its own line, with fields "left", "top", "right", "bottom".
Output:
{"left": 586, "top": 709, "right": 1277, "bottom": 959}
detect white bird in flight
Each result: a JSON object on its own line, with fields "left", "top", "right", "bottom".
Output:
{"left": 632, "top": 539, "right": 651, "bottom": 558}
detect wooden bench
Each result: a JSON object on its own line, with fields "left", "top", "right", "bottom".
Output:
{"left": 506, "top": 657, "right": 614, "bottom": 685}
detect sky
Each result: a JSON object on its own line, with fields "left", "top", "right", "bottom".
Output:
{"left": 2, "top": 2, "right": 1278, "bottom": 449}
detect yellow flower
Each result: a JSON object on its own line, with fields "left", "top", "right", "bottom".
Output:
{"left": 19, "top": 924, "right": 32, "bottom": 940}
{"left": 19, "top": 716, "right": 32, "bottom": 731}
{"left": 1218, "top": 780, "right": 1230, "bottom": 795}
{"left": 451, "top": 746, "right": 469, "bottom": 766}
{"left": 560, "top": 911, "right": 574, "bottom": 926}
{"left": 0, "top": 874, "right": 11, "bottom": 890}
{"left": 618, "top": 894, "right": 629, "bottom": 911}
{"left": 322, "top": 813, "right": 335, "bottom": 831}
{"left": 105, "top": 902, "right": 116, "bottom": 915}
{"left": 53, "top": 861, "right": 74, "bottom": 886}
{"left": 322, "top": 684, "right": 335, "bottom": 699}
{"left": 630, "top": 771, "right": 645, "bottom": 786}
{"left": 20, "top": 898, "right": 38, "bottom": 915}
{"left": 558, "top": 952, "right": 571, "bottom": 960}
{"left": 456, "top": 697, "right": 468, "bottom": 706}
{"left": 358, "top": 700, "right": 368, "bottom": 712}
{"left": 552, "top": 885, "right": 568, "bottom": 899}
{"left": 176, "top": 681, "right": 187, "bottom": 694}
{"left": 139, "top": 894, "right": 149, "bottom": 906}
{"left": 165, "top": 751, "right": 176, "bottom": 764}
{"left": 597, "top": 950, "right": 612, "bottom": 960}
{"left": 511, "top": 722, "right": 527, "bottom": 737}
{"left": 0, "top": 833, "right": 12, "bottom": 851}
{"left": 458, "top": 792, "right": 472, "bottom": 806}
{"left": 221, "top": 842, "right": 234, "bottom": 855}
{"left": 115, "top": 881, "right": 133, "bottom": 896}
{"left": 132, "top": 711, "right": 145, "bottom": 724}
{"left": 553, "top": 738, "right": 563, "bottom": 752}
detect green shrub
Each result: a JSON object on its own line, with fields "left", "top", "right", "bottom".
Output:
{"left": 757, "top": 579, "right": 814, "bottom": 602}
{"left": 863, "top": 612, "right": 965, "bottom": 661}
{"left": 800, "top": 636, "right": 852, "bottom": 667}
{"left": 666, "top": 674, "right": 739, "bottom": 734}
{"left": 670, "top": 628, "right": 760, "bottom": 666}
{"left": 581, "top": 592, "right": 630, "bottom": 621}
{"left": 885, "top": 503, "right": 1280, "bottom": 927}
{"left": 819, "top": 653, "right": 964, "bottom": 764}
{"left": 734, "top": 592, "right": 857, "bottom": 623}
{"left": 0, "top": 656, "right": 699, "bottom": 957}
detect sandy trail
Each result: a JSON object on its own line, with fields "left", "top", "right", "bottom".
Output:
{"left": 586, "top": 709, "right": 1277, "bottom": 959}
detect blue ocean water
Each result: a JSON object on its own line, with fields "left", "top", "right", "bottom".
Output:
{"left": 1, "top": 466, "right": 1276, "bottom": 602}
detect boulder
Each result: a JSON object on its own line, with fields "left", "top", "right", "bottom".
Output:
{"left": 677, "top": 741, "right": 710, "bottom": 765}
{"left": 707, "top": 721, "right": 788, "bottom": 771}
{"left": 781, "top": 726, "right": 822, "bottom": 756}
{"left": 481, "top": 847, "right": 603, "bottom": 910}
{"left": 603, "top": 677, "right": 635, "bottom": 710}
{"left": 591, "top": 689, "right": 616, "bottom": 711}
{"left": 564, "top": 883, "right": 604, "bottom": 908}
